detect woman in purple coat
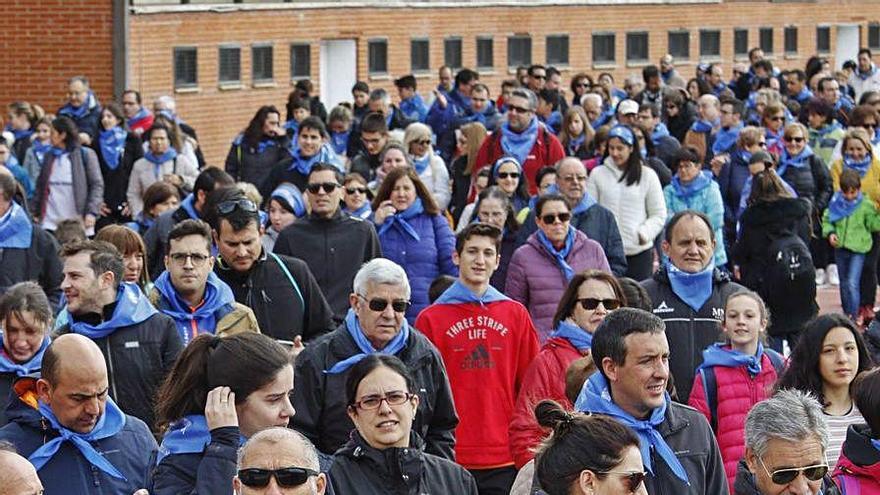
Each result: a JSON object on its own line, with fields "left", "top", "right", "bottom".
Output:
{"left": 506, "top": 193, "right": 611, "bottom": 342}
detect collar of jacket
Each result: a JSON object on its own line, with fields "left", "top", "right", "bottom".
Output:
{"left": 341, "top": 430, "right": 426, "bottom": 488}
{"left": 841, "top": 423, "right": 880, "bottom": 468}
{"left": 308, "top": 208, "right": 345, "bottom": 223}
{"left": 654, "top": 265, "right": 729, "bottom": 285}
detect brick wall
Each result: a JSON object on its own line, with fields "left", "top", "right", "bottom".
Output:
{"left": 131, "top": 2, "right": 880, "bottom": 165}
{"left": 1, "top": 0, "right": 114, "bottom": 118}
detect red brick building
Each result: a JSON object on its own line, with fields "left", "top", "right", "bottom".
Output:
{"left": 5, "top": 0, "right": 880, "bottom": 165}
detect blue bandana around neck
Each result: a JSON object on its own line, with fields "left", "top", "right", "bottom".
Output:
{"left": 549, "top": 320, "right": 592, "bottom": 352}
{"left": 378, "top": 198, "right": 424, "bottom": 241}
{"left": 434, "top": 279, "right": 510, "bottom": 306}
{"left": 0, "top": 202, "right": 33, "bottom": 249}
{"left": 59, "top": 92, "right": 98, "bottom": 120}
{"left": 765, "top": 128, "right": 783, "bottom": 150}
{"left": 712, "top": 123, "right": 744, "bottom": 155}
{"left": 776, "top": 146, "right": 814, "bottom": 178}
{"left": 665, "top": 259, "right": 714, "bottom": 312}
{"left": 31, "top": 141, "right": 51, "bottom": 164}
{"left": 575, "top": 372, "right": 690, "bottom": 485}
{"left": 48, "top": 146, "right": 66, "bottom": 160}
{"left": 271, "top": 183, "right": 306, "bottom": 218}
{"left": 70, "top": 283, "right": 158, "bottom": 339}
{"left": 500, "top": 117, "right": 539, "bottom": 165}
{"left": 330, "top": 130, "right": 350, "bottom": 155}
{"left": 346, "top": 202, "right": 372, "bottom": 220}
{"left": 567, "top": 133, "right": 586, "bottom": 155}
{"left": 690, "top": 118, "right": 717, "bottom": 134}
{"left": 699, "top": 342, "right": 765, "bottom": 376}
{"left": 178, "top": 193, "right": 200, "bottom": 220}
{"left": 399, "top": 94, "right": 427, "bottom": 122}
{"left": 156, "top": 414, "right": 245, "bottom": 465}
{"left": 127, "top": 107, "right": 152, "bottom": 128}
{"left": 324, "top": 309, "right": 410, "bottom": 374}
{"left": 592, "top": 108, "right": 614, "bottom": 130}
{"left": 8, "top": 127, "right": 33, "bottom": 143}
{"left": 233, "top": 134, "right": 277, "bottom": 155}
{"left": 857, "top": 64, "right": 878, "bottom": 80}
{"left": 153, "top": 271, "right": 236, "bottom": 345}
{"left": 671, "top": 171, "right": 713, "bottom": 202}
{"left": 288, "top": 143, "right": 342, "bottom": 175}
{"left": 412, "top": 153, "right": 432, "bottom": 175}
{"left": 29, "top": 397, "right": 127, "bottom": 479}
{"left": 0, "top": 336, "right": 48, "bottom": 376}
{"left": 145, "top": 148, "right": 178, "bottom": 179}
{"left": 536, "top": 227, "right": 576, "bottom": 281}
{"left": 651, "top": 122, "right": 671, "bottom": 146}
{"left": 816, "top": 121, "right": 843, "bottom": 140}
{"left": 99, "top": 127, "right": 128, "bottom": 170}
{"left": 794, "top": 88, "right": 814, "bottom": 103}
{"left": 828, "top": 191, "right": 864, "bottom": 223}
{"left": 844, "top": 154, "right": 873, "bottom": 178}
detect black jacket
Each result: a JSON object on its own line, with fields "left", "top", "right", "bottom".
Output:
{"left": 778, "top": 154, "right": 833, "bottom": 218}
{"left": 329, "top": 431, "right": 478, "bottom": 495}
{"left": 224, "top": 135, "right": 290, "bottom": 195}
{"left": 0, "top": 372, "right": 20, "bottom": 427}
{"left": 349, "top": 151, "right": 381, "bottom": 182}
{"left": 57, "top": 311, "right": 183, "bottom": 431}
{"left": 214, "top": 250, "right": 335, "bottom": 342}
{"left": 93, "top": 131, "right": 143, "bottom": 222}
{"left": 273, "top": 210, "right": 382, "bottom": 321}
{"left": 0, "top": 226, "right": 63, "bottom": 310}
{"left": 291, "top": 321, "right": 458, "bottom": 459}
{"left": 641, "top": 267, "right": 744, "bottom": 403}
{"left": 150, "top": 426, "right": 239, "bottom": 495}
{"left": 733, "top": 459, "right": 840, "bottom": 495}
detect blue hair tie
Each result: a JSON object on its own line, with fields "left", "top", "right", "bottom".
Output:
{"left": 491, "top": 156, "right": 523, "bottom": 177}
{"left": 609, "top": 125, "right": 635, "bottom": 146}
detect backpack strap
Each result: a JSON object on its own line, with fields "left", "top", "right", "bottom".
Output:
{"left": 764, "top": 348, "right": 786, "bottom": 375}
{"left": 700, "top": 367, "right": 719, "bottom": 433}
{"left": 270, "top": 253, "right": 305, "bottom": 309}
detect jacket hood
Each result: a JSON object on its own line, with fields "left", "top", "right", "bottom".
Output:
{"left": 5, "top": 375, "right": 43, "bottom": 429}
{"left": 837, "top": 423, "right": 880, "bottom": 479}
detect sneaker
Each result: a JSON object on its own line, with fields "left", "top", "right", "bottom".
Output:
{"left": 827, "top": 264, "right": 840, "bottom": 286}
{"left": 815, "top": 268, "right": 826, "bottom": 287}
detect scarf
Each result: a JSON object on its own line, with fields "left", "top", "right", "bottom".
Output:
{"left": 98, "top": 127, "right": 128, "bottom": 170}
{"left": 324, "top": 308, "right": 410, "bottom": 374}
{"left": 412, "top": 153, "right": 432, "bottom": 175}
{"left": 698, "top": 343, "right": 765, "bottom": 376}
{"left": 592, "top": 108, "right": 614, "bottom": 130}
{"left": 127, "top": 107, "right": 152, "bottom": 129}
{"left": 549, "top": 320, "right": 592, "bottom": 352}
{"left": 288, "top": 143, "right": 342, "bottom": 175}
{"left": 500, "top": 117, "right": 540, "bottom": 165}
{"left": 844, "top": 154, "right": 873, "bottom": 178}
{"left": 575, "top": 372, "right": 690, "bottom": 485}
{"left": 330, "top": 130, "right": 350, "bottom": 156}
{"left": 346, "top": 202, "right": 372, "bottom": 220}
{"left": 8, "top": 127, "right": 33, "bottom": 143}
{"left": 856, "top": 64, "right": 878, "bottom": 81}
{"left": 434, "top": 279, "right": 510, "bottom": 306}
{"left": 828, "top": 191, "right": 864, "bottom": 223}
{"left": 651, "top": 122, "right": 671, "bottom": 146}
{"left": 399, "top": 94, "right": 427, "bottom": 122}
{"left": 794, "top": 88, "right": 814, "bottom": 103}
{"left": 567, "top": 133, "right": 586, "bottom": 155}
{"left": 815, "top": 122, "right": 843, "bottom": 141}
{"left": 690, "top": 118, "right": 717, "bottom": 134}
{"left": 153, "top": 271, "right": 236, "bottom": 345}
{"left": 70, "top": 283, "right": 158, "bottom": 339}
{"left": 145, "top": 148, "right": 178, "bottom": 180}
{"left": 666, "top": 260, "right": 714, "bottom": 312}
{"left": 233, "top": 134, "right": 277, "bottom": 155}
{"left": 58, "top": 92, "right": 98, "bottom": 120}
{"left": 776, "top": 146, "right": 814, "bottom": 178}
{"left": 156, "top": 414, "right": 245, "bottom": 465}
{"left": 0, "top": 336, "right": 48, "bottom": 376}
{"left": 765, "top": 128, "right": 782, "bottom": 151}
{"left": 378, "top": 198, "right": 424, "bottom": 241}
{"left": 536, "top": 227, "right": 576, "bottom": 281}
{"left": 0, "top": 201, "right": 33, "bottom": 249}
{"left": 271, "top": 183, "right": 306, "bottom": 217}
{"left": 29, "top": 398, "right": 127, "bottom": 479}
{"left": 712, "top": 123, "right": 744, "bottom": 155}
{"left": 176, "top": 193, "right": 199, "bottom": 220}
{"left": 671, "top": 171, "right": 713, "bottom": 202}
{"left": 31, "top": 141, "right": 51, "bottom": 165}
{"left": 48, "top": 146, "right": 66, "bottom": 160}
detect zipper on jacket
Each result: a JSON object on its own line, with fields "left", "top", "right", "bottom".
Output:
{"left": 104, "top": 337, "right": 119, "bottom": 401}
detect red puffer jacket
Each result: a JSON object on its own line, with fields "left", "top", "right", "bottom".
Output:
{"left": 834, "top": 424, "right": 880, "bottom": 495}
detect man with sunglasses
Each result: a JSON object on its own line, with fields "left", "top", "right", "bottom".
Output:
{"left": 234, "top": 427, "right": 327, "bottom": 495}
{"left": 291, "top": 259, "right": 458, "bottom": 460}
{"left": 274, "top": 164, "right": 381, "bottom": 323}
{"left": 738, "top": 389, "right": 839, "bottom": 495}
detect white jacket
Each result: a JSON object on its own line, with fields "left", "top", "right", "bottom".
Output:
{"left": 850, "top": 67, "right": 880, "bottom": 103}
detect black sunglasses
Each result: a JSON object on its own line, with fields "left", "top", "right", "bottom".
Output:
{"left": 599, "top": 470, "right": 647, "bottom": 492}
{"left": 497, "top": 172, "right": 520, "bottom": 179}
{"left": 785, "top": 136, "right": 806, "bottom": 143}
{"left": 541, "top": 212, "right": 572, "bottom": 224}
{"left": 357, "top": 293, "right": 410, "bottom": 313}
{"left": 345, "top": 186, "right": 368, "bottom": 195}
{"left": 217, "top": 198, "right": 258, "bottom": 215}
{"left": 307, "top": 182, "right": 340, "bottom": 194}
{"left": 759, "top": 457, "right": 828, "bottom": 485}
{"left": 237, "top": 467, "right": 319, "bottom": 488}
{"left": 578, "top": 298, "right": 621, "bottom": 310}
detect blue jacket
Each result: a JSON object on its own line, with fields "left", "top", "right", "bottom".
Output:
{"left": 0, "top": 377, "right": 157, "bottom": 495}
{"left": 664, "top": 180, "right": 728, "bottom": 265}
{"left": 376, "top": 213, "right": 457, "bottom": 322}
{"left": 426, "top": 88, "right": 471, "bottom": 142}
{"left": 717, "top": 148, "right": 752, "bottom": 240}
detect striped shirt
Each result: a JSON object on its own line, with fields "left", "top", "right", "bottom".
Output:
{"left": 824, "top": 404, "right": 864, "bottom": 471}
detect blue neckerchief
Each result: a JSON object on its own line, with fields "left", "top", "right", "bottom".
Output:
{"left": 0, "top": 336, "right": 49, "bottom": 376}
{"left": 127, "top": 107, "right": 152, "bottom": 128}
{"left": 549, "top": 320, "right": 592, "bottom": 352}
{"left": 156, "top": 414, "right": 245, "bottom": 465}
{"left": 856, "top": 64, "right": 878, "bottom": 80}
{"left": 567, "top": 133, "right": 586, "bottom": 155}
{"left": 712, "top": 82, "right": 727, "bottom": 96}
{"left": 765, "top": 128, "right": 783, "bottom": 151}
{"left": 447, "top": 88, "right": 472, "bottom": 112}
{"left": 777, "top": 146, "right": 814, "bottom": 178}
{"left": 536, "top": 227, "right": 576, "bottom": 281}
{"left": 794, "top": 88, "right": 814, "bottom": 103}
{"left": 543, "top": 111, "right": 562, "bottom": 135}
{"left": 698, "top": 342, "right": 764, "bottom": 376}
{"left": 651, "top": 123, "right": 671, "bottom": 146}
{"left": 434, "top": 279, "right": 510, "bottom": 306}
{"left": 233, "top": 134, "right": 277, "bottom": 155}
{"left": 31, "top": 141, "right": 51, "bottom": 165}
{"left": 271, "top": 183, "right": 306, "bottom": 218}
{"left": 157, "top": 110, "right": 185, "bottom": 127}
{"left": 412, "top": 153, "right": 432, "bottom": 175}
{"left": 98, "top": 127, "right": 128, "bottom": 170}
{"left": 611, "top": 87, "right": 627, "bottom": 100}
{"left": 58, "top": 92, "right": 98, "bottom": 120}
{"left": 872, "top": 438, "right": 880, "bottom": 453}
{"left": 378, "top": 198, "right": 424, "bottom": 241}
{"left": 8, "top": 127, "right": 33, "bottom": 143}
{"left": 324, "top": 309, "right": 410, "bottom": 374}
{"left": 690, "top": 119, "right": 717, "bottom": 134}
{"left": 125, "top": 212, "right": 153, "bottom": 235}
{"left": 844, "top": 154, "right": 873, "bottom": 178}
{"left": 29, "top": 398, "right": 127, "bottom": 480}
{"left": 834, "top": 97, "right": 854, "bottom": 114}
{"left": 671, "top": 171, "right": 713, "bottom": 202}
{"left": 828, "top": 191, "right": 864, "bottom": 222}
{"left": 330, "top": 130, "right": 350, "bottom": 155}
{"left": 288, "top": 143, "right": 343, "bottom": 174}
{"left": 665, "top": 259, "right": 714, "bottom": 312}
{"left": 69, "top": 283, "right": 158, "bottom": 339}
{"left": 575, "top": 372, "right": 690, "bottom": 485}
{"left": 500, "top": 117, "right": 540, "bottom": 165}
{"left": 712, "top": 123, "right": 744, "bottom": 155}
{"left": 591, "top": 109, "right": 613, "bottom": 129}
{"left": 153, "top": 271, "right": 236, "bottom": 345}
{"left": 178, "top": 193, "right": 199, "bottom": 220}
{"left": 816, "top": 122, "right": 843, "bottom": 140}
{"left": 345, "top": 202, "right": 372, "bottom": 220}
{"left": 875, "top": 128, "right": 880, "bottom": 147}
{"left": 661, "top": 70, "right": 673, "bottom": 83}
{"left": 48, "top": 146, "right": 65, "bottom": 159}
{"left": 399, "top": 94, "right": 428, "bottom": 122}
{"left": 145, "top": 148, "right": 178, "bottom": 180}
{"left": 0, "top": 202, "right": 33, "bottom": 249}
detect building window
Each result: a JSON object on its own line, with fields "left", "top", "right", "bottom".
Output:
{"left": 444, "top": 37, "right": 462, "bottom": 70}
{"left": 784, "top": 26, "right": 798, "bottom": 55}
{"left": 734, "top": 29, "right": 749, "bottom": 58}
{"left": 508, "top": 35, "right": 532, "bottom": 68}
{"left": 251, "top": 44, "right": 273, "bottom": 83}
{"left": 218, "top": 45, "right": 240, "bottom": 84}
{"left": 625, "top": 32, "right": 648, "bottom": 63}
{"left": 476, "top": 37, "right": 494, "bottom": 69}
{"left": 870, "top": 24, "right": 880, "bottom": 50}
{"left": 592, "top": 33, "right": 616, "bottom": 65}
{"left": 290, "top": 43, "right": 310, "bottom": 79}
{"left": 668, "top": 31, "right": 690, "bottom": 60}
{"left": 815, "top": 26, "right": 830, "bottom": 54}
{"left": 760, "top": 27, "right": 774, "bottom": 54}
{"left": 368, "top": 39, "right": 388, "bottom": 75}
{"left": 173, "top": 47, "right": 197, "bottom": 89}
{"left": 411, "top": 39, "right": 430, "bottom": 73}
{"left": 700, "top": 30, "right": 721, "bottom": 59}
{"left": 546, "top": 35, "right": 570, "bottom": 65}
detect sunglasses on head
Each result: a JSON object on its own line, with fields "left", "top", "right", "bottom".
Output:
{"left": 598, "top": 470, "right": 647, "bottom": 492}
{"left": 497, "top": 172, "right": 520, "bottom": 179}
{"left": 785, "top": 136, "right": 806, "bottom": 143}
{"left": 345, "top": 186, "right": 368, "bottom": 195}
{"left": 357, "top": 293, "right": 410, "bottom": 313}
{"left": 307, "top": 182, "right": 340, "bottom": 194}
{"left": 541, "top": 212, "right": 572, "bottom": 224}
{"left": 758, "top": 457, "right": 828, "bottom": 485}
{"left": 217, "top": 198, "right": 258, "bottom": 215}
{"left": 578, "top": 298, "right": 621, "bottom": 310}
{"left": 237, "top": 467, "right": 319, "bottom": 488}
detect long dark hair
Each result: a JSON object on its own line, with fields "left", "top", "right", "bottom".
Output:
{"left": 243, "top": 105, "right": 281, "bottom": 149}
{"left": 52, "top": 116, "right": 80, "bottom": 150}
{"left": 102, "top": 102, "right": 127, "bottom": 131}
{"left": 154, "top": 333, "right": 291, "bottom": 432}
{"left": 371, "top": 166, "right": 439, "bottom": 214}
{"left": 775, "top": 313, "right": 873, "bottom": 407}
{"left": 552, "top": 270, "right": 626, "bottom": 329}
{"left": 609, "top": 125, "right": 644, "bottom": 186}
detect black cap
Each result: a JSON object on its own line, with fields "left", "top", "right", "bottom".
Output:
{"left": 748, "top": 150, "right": 775, "bottom": 166}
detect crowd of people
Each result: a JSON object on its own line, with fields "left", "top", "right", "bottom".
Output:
{"left": 1, "top": 44, "right": 880, "bottom": 495}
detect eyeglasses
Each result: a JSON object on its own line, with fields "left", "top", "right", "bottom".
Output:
{"left": 237, "top": 467, "right": 319, "bottom": 488}
{"left": 540, "top": 212, "right": 572, "bottom": 224}
{"left": 169, "top": 252, "right": 209, "bottom": 267}
{"left": 575, "top": 83, "right": 591, "bottom": 89}
{"left": 785, "top": 136, "right": 806, "bottom": 143}
{"left": 345, "top": 186, "right": 368, "bottom": 195}
{"left": 356, "top": 293, "right": 410, "bottom": 313}
{"left": 768, "top": 116, "right": 785, "bottom": 122}
{"left": 532, "top": 74, "right": 546, "bottom": 80}
{"left": 306, "top": 182, "right": 340, "bottom": 194}
{"left": 350, "top": 391, "right": 414, "bottom": 411}
{"left": 414, "top": 139, "right": 432, "bottom": 146}
{"left": 507, "top": 105, "right": 533, "bottom": 114}
{"left": 863, "top": 122, "right": 878, "bottom": 129}
{"left": 758, "top": 456, "right": 828, "bottom": 485}
{"left": 758, "top": 141, "right": 767, "bottom": 147}
{"left": 217, "top": 198, "right": 258, "bottom": 215}
{"left": 578, "top": 298, "right": 622, "bottom": 310}
{"left": 497, "top": 172, "right": 520, "bottom": 179}
{"left": 597, "top": 470, "right": 647, "bottom": 492}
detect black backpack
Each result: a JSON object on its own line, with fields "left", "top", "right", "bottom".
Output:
{"left": 760, "top": 232, "right": 816, "bottom": 309}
